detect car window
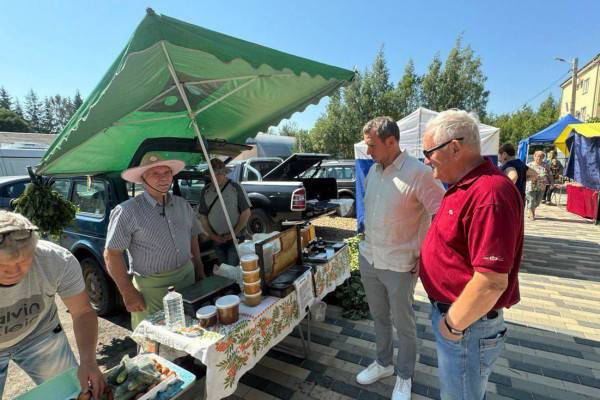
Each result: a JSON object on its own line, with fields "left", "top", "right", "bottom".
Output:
{"left": 128, "top": 183, "right": 146, "bottom": 198}
{"left": 248, "top": 160, "right": 281, "bottom": 176}
{"left": 343, "top": 167, "right": 355, "bottom": 180}
{"left": 178, "top": 178, "right": 205, "bottom": 202}
{"left": 73, "top": 181, "right": 107, "bottom": 217}
{"left": 0, "top": 181, "right": 27, "bottom": 198}
{"left": 52, "top": 179, "right": 71, "bottom": 199}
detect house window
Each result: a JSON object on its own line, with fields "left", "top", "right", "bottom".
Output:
{"left": 582, "top": 79, "right": 590, "bottom": 94}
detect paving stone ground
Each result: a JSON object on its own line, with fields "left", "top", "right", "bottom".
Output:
{"left": 6, "top": 198, "right": 600, "bottom": 399}
{"left": 220, "top": 200, "right": 600, "bottom": 400}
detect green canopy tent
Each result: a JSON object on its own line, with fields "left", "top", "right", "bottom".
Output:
{"left": 37, "top": 8, "right": 355, "bottom": 249}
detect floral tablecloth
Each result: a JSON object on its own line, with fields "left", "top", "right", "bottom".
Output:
{"left": 133, "top": 292, "right": 302, "bottom": 400}
{"left": 132, "top": 245, "right": 351, "bottom": 400}
{"left": 312, "top": 245, "right": 350, "bottom": 300}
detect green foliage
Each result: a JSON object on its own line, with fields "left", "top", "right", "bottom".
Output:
{"left": 13, "top": 175, "right": 77, "bottom": 237}
{"left": 335, "top": 235, "right": 370, "bottom": 320}
{"left": 587, "top": 117, "right": 600, "bottom": 123}
{"left": 0, "top": 108, "right": 31, "bottom": 132}
{"left": 485, "top": 93, "right": 560, "bottom": 146}
{"left": 302, "top": 37, "right": 489, "bottom": 158}
{"left": 0, "top": 86, "right": 84, "bottom": 134}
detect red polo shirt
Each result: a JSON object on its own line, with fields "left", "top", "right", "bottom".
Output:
{"left": 419, "top": 159, "right": 523, "bottom": 309}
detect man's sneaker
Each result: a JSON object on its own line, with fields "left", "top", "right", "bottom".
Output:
{"left": 392, "top": 376, "right": 412, "bottom": 400}
{"left": 356, "top": 361, "right": 394, "bottom": 385}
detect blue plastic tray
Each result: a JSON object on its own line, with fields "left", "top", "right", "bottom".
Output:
{"left": 15, "top": 353, "right": 196, "bottom": 400}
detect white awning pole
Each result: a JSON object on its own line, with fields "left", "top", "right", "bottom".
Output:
{"left": 160, "top": 41, "right": 241, "bottom": 255}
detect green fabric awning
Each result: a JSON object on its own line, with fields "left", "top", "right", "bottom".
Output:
{"left": 37, "top": 9, "right": 355, "bottom": 176}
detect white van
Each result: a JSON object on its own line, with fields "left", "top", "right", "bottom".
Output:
{"left": 0, "top": 143, "right": 48, "bottom": 176}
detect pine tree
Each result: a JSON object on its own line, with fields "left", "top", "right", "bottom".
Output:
{"left": 0, "top": 87, "right": 12, "bottom": 110}
{"left": 0, "top": 108, "right": 31, "bottom": 132}
{"left": 421, "top": 54, "right": 442, "bottom": 111}
{"left": 393, "top": 59, "right": 421, "bottom": 118}
{"left": 72, "top": 90, "right": 84, "bottom": 114}
{"left": 40, "top": 97, "right": 56, "bottom": 134}
{"left": 14, "top": 99, "right": 24, "bottom": 119}
{"left": 24, "top": 89, "right": 43, "bottom": 132}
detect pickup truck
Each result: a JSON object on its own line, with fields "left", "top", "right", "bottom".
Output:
{"left": 180, "top": 153, "right": 339, "bottom": 233}
{"left": 49, "top": 138, "right": 338, "bottom": 315}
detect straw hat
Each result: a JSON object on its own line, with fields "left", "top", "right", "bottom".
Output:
{"left": 121, "top": 152, "right": 185, "bottom": 184}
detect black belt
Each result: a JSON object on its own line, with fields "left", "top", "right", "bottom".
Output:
{"left": 430, "top": 299, "right": 499, "bottom": 321}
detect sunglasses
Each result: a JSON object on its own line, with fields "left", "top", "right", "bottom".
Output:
{"left": 422, "top": 137, "right": 464, "bottom": 160}
{"left": 0, "top": 229, "right": 34, "bottom": 245}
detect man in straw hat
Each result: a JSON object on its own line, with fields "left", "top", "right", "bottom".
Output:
{"left": 0, "top": 211, "right": 105, "bottom": 399}
{"left": 104, "top": 152, "right": 204, "bottom": 329}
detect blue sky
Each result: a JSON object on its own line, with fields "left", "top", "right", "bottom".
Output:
{"left": 1, "top": 0, "right": 599, "bottom": 131}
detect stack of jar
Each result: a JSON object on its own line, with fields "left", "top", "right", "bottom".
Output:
{"left": 240, "top": 254, "right": 262, "bottom": 307}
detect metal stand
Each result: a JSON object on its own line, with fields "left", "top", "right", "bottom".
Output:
{"left": 273, "top": 308, "right": 312, "bottom": 359}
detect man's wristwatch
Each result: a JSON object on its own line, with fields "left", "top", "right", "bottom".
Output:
{"left": 443, "top": 315, "right": 464, "bottom": 337}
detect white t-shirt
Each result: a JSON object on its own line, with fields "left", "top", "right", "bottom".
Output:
{"left": 359, "top": 151, "right": 445, "bottom": 272}
{"left": 0, "top": 241, "right": 85, "bottom": 349}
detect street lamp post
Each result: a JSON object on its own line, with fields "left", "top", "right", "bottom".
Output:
{"left": 555, "top": 57, "right": 579, "bottom": 116}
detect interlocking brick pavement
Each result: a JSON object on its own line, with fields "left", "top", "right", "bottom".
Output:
{"left": 223, "top": 202, "right": 600, "bottom": 400}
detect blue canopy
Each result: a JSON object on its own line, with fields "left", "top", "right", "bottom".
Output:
{"left": 517, "top": 114, "right": 580, "bottom": 161}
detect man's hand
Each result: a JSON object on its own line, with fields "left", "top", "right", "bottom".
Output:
{"left": 438, "top": 317, "right": 462, "bottom": 342}
{"left": 410, "top": 262, "right": 419, "bottom": 275}
{"left": 123, "top": 288, "right": 145, "bottom": 312}
{"left": 77, "top": 361, "right": 106, "bottom": 400}
{"left": 210, "top": 234, "right": 226, "bottom": 244}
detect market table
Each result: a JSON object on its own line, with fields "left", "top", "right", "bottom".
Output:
{"left": 566, "top": 184, "right": 599, "bottom": 221}
{"left": 132, "top": 246, "right": 351, "bottom": 400}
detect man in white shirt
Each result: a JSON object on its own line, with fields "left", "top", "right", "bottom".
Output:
{"left": 356, "top": 117, "right": 444, "bottom": 400}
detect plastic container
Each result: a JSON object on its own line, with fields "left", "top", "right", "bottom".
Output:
{"left": 244, "top": 280, "right": 262, "bottom": 295}
{"left": 240, "top": 254, "right": 258, "bottom": 271}
{"left": 215, "top": 295, "right": 240, "bottom": 325}
{"left": 242, "top": 268, "right": 260, "bottom": 283}
{"left": 195, "top": 305, "right": 217, "bottom": 328}
{"left": 244, "top": 291, "right": 262, "bottom": 307}
{"left": 311, "top": 300, "right": 327, "bottom": 322}
{"left": 163, "top": 286, "right": 186, "bottom": 331}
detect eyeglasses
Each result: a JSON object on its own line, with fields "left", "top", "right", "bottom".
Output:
{"left": 422, "top": 137, "right": 464, "bottom": 160}
{"left": 0, "top": 229, "right": 34, "bottom": 245}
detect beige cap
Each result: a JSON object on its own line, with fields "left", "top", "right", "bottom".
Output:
{"left": 0, "top": 211, "right": 38, "bottom": 235}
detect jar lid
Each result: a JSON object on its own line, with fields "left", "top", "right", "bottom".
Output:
{"left": 240, "top": 254, "right": 258, "bottom": 262}
{"left": 244, "top": 279, "right": 261, "bottom": 286}
{"left": 216, "top": 295, "right": 240, "bottom": 308}
{"left": 242, "top": 268, "right": 259, "bottom": 274}
{"left": 245, "top": 291, "right": 262, "bottom": 298}
{"left": 196, "top": 305, "right": 217, "bottom": 319}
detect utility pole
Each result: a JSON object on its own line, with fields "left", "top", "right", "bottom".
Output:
{"left": 555, "top": 56, "right": 579, "bottom": 116}
{"left": 570, "top": 57, "right": 578, "bottom": 117}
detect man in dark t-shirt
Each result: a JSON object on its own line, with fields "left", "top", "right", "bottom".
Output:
{"left": 499, "top": 143, "right": 532, "bottom": 201}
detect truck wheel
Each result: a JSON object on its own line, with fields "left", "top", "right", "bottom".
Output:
{"left": 81, "top": 257, "right": 116, "bottom": 316}
{"left": 248, "top": 208, "right": 274, "bottom": 234}
{"left": 340, "top": 196, "right": 356, "bottom": 218}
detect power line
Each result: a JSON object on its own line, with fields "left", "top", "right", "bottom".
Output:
{"left": 518, "top": 70, "right": 571, "bottom": 109}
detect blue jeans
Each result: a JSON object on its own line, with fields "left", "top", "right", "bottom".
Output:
{"left": 214, "top": 241, "right": 240, "bottom": 266}
{"left": 431, "top": 306, "right": 507, "bottom": 400}
{"left": 0, "top": 326, "right": 78, "bottom": 397}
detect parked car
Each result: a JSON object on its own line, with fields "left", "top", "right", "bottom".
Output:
{"left": 0, "top": 176, "right": 30, "bottom": 210}
{"left": 46, "top": 138, "right": 338, "bottom": 315}
{"left": 0, "top": 143, "right": 48, "bottom": 176}
{"left": 302, "top": 159, "right": 356, "bottom": 217}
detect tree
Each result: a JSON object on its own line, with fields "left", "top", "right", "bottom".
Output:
{"left": 72, "top": 90, "right": 84, "bottom": 114}
{"left": 360, "top": 47, "right": 395, "bottom": 120}
{"left": 24, "top": 89, "right": 43, "bottom": 132}
{"left": 40, "top": 97, "right": 56, "bottom": 134}
{"left": 0, "top": 87, "right": 12, "bottom": 110}
{"left": 0, "top": 108, "right": 31, "bottom": 132}
{"left": 392, "top": 59, "right": 421, "bottom": 119}
{"left": 421, "top": 54, "right": 442, "bottom": 111}
{"left": 13, "top": 99, "right": 24, "bottom": 118}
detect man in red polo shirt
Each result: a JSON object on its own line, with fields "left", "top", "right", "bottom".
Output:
{"left": 419, "top": 110, "right": 523, "bottom": 400}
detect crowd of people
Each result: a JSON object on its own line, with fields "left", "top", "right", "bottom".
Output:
{"left": 0, "top": 109, "right": 564, "bottom": 400}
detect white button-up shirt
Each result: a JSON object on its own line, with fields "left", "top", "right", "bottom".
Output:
{"left": 359, "top": 151, "right": 445, "bottom": 272}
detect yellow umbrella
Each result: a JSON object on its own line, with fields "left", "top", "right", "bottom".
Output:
{"left": 554, "top": 122, "right": 600, "bottom": 155}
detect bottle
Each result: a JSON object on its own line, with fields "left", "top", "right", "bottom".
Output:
{"left": 163, "top": 286, "right": 186, "bottom": 331}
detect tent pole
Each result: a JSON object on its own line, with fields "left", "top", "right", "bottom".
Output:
{"left": 160, "top": 41, "right": 241, "bottom": 256}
